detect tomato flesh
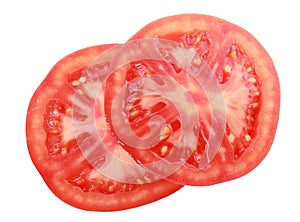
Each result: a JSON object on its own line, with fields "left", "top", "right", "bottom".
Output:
{"left": 26, "top": 45, "right": 182, "bottom": 211}
{"left": 221, "top": 41, "right": 262, "bottom": 159}
{"left": 122, "top": 14, "right": 280, "bottom": 185}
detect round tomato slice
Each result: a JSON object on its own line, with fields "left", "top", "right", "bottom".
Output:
{"left": 26, "top": 44, "right": 182, "bottom": 211}
{"left": 114, "top": 14, "right": 280, "bottom": 185}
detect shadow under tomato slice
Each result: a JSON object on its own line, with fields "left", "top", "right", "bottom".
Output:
{"left": 26, "top": 44, "right": 183, "bottom": 211}
{"left": 121, "top": 14, "right": 280, "bottom": 185}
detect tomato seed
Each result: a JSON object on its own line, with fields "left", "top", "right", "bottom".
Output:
{"left": 71, "top": 80, "right": 80, "bottom": 86}
{"left": 244, "top": 134, "right": 251, "bottom": 142}
{"left": 79, "top": 76, "right": 87, "bottom": 83}
{"left": 246, "top": 66, "right": 253, "bottom": 73}
{"left": 252, "top": 102, "right": 259, "bottom": 109}
{"left": 66, "top": 107, "right": 73, "bottom": 116}
{"left": 228, "top": 134, "right": 235, "bottom": 143}
{"left": 224, "top": 64, "right": 232, "bottom": 73}
{"left": 48, "top": 129, "right": 60, "bottom": 134}
{"left": 160, "top": 126, "right": 170, "bottom": 140}
{"left": 248, "top": 77, "right": 256, "bottom": 83}
{"left": 161, "top": 145, "right": 168, "bottom": 156}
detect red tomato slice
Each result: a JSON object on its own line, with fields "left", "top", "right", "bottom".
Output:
{"left": 26, "top": 44, "right": 183, "bottom": 211}
{"left": 105, "top": 14, "right": 280, "bottom": 185}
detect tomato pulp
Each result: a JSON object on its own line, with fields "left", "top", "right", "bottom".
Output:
{"left": 26, "top": 44, "right": 183, "bottom": 211}
{"left": 104, "top": 14, "right": 280, "bottom": 185}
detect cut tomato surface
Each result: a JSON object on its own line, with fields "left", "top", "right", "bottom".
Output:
{"left": 26, "top": 14, "right": 280, "bottom": 211}
{"left": 26, "top": 44, "right": 183, "bottom": 211}
{"left": 104, "top": 14, "right": 280, "bottom": 185}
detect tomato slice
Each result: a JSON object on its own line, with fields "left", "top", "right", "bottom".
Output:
{"left": 26, "top": 44, "right": 183, "bottom": 211}
{"left": 106, "top": 14, "right": 280, "bottom": 185}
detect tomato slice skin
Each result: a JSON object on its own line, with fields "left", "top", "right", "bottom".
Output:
{"left": 125, "top": 14, "right": 280, "bottom": 185}
{"left": 26, "top": 44, "right": 182, "bottom": 211}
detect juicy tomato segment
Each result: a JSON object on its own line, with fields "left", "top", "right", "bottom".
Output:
{"left": 44, "top": 99, "right": 76, "bottom": 156}
{"left": 124, "top": 14, "right": 280, "bottom": 185}
{"left": 105, "top": 60, "right": 182, "bottom": 163}
{"left": 221, "top": 41, "right": 262, "bottom": 159}
{"left": 26, "top": 45, "right": 182, "bottom": 211}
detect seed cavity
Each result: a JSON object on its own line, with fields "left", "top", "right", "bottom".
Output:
{"left": 44, "top": 100, "right": 76, "bottom": 156}
{"left": 181, "top": 31, "right": 211, "bottom": 59}
{"left": 224, "top": 41, "right": 262, "bottom": 159}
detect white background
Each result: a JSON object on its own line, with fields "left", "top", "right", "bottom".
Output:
{"left": 0, "top": 0, "right": 298, "bottom": 221}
